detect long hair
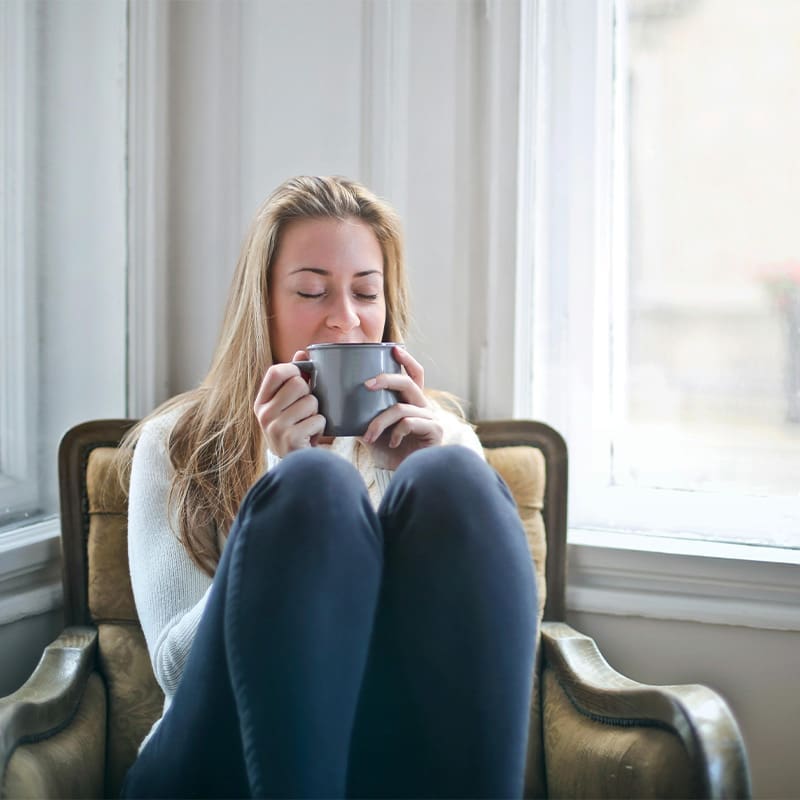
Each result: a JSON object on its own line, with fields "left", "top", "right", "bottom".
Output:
{"left": 120, "top": 176, "right": 409, "bottom": 577}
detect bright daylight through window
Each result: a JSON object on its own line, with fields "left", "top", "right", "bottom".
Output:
{"left": 607, "top": 0, "right": 800, "bottom": 548}
{"left": 0, "top": 0, "right": 127, "bottom": 539}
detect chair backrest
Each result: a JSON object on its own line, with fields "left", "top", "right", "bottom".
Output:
{"left": 475, "top": 419, "right": 567, "bottom": 622}
{"left": 57, "top": 417, "right": 568, "bottom": 796}
{"left": 58, "top": 419, "right": 160, "bottom": 794}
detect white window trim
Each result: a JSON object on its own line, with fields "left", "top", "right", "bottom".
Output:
{"left": 0, "top": 0, "right": 38, "bottom": 520}
{"left": 568, "top": 529, "right": 800, "bottom": 632}
{"left": 127, "top": 0, "right": 170, "bottom": 419}
{"left": 505, "top": 0, "right": 800, "bottom": 630}
{"left": 0, "top": 517, "right": 62, "bottom": 626}
{"left": 360, "top": 0, "right": 411, "bottom": 230}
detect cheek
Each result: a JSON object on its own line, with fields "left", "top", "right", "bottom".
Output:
{"left": 365, "top": 302, "right": 388, "bottom": 340}
{"left": 270, "top": 301, "right": 317, "bottom": 355}
{"left": 286, "top": 306, "right": 324, "bottom": 341}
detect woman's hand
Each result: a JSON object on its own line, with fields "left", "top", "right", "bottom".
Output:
{"left": 360, "top": 346, "right": 443, "bottom": 470}
{"left": 253, "top": 351, "right": 326, "bottom": 457}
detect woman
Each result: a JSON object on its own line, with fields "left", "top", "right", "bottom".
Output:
{"left": 121, "top": 175, "right": 537, "bottom": 799}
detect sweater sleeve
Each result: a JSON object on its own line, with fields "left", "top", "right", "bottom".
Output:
{"left": 127, "top": 410, "right": 213, "bottom": 696}
{"left": 437, "top": 405, "right": 486, "bottom": 460}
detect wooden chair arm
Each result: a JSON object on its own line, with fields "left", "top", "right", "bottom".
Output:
{"left": 540, "top": 622, "right": 751, "bottom": 799}
{"left": 0, "top": 626, "right": 98, "bottom": 781}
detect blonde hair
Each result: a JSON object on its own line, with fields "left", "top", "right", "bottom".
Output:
{"left": 121, "top": 176, "right": 409, "bottom": 577}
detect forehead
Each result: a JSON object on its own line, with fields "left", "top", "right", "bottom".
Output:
{"left": 272, "top": 216, "right": 384, "bottom": 275}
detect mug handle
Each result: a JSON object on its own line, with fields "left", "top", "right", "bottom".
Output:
{"left": 292, "top": 359, "right": 317, "bottom": 390}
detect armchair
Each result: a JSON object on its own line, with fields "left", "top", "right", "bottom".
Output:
{"left": 0, "top": 419, "right": 751, "bottom": 798}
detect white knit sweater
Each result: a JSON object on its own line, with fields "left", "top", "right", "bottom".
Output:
{"left": 127, "top": 404, "right": 484, "bottom": 748}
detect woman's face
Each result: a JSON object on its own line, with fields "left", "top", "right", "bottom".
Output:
{"left": 268, "top": 216, "right": 387, "bottom": 364}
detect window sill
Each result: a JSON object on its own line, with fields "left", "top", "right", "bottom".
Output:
{"left": 1, "top": 518, "right": 798, "bottom": 633}
{"left": 567, "top": 528, "right": 800, "bottom": 632}
{"left": 0, "top": 518, "right": 63, "bottom": 626}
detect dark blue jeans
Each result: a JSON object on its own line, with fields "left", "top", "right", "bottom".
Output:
{"left": 121, "top": 445, "right": 538, "bottom": 799}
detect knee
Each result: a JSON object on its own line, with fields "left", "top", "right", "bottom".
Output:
{"left": 395, "top": 445, "right": 502, "bottom": 503}
{"left": 381, "top": 445, "right": 530, "bottom": 574}
{"left": 255, "top": 447, "right": 362, "bottom": 500}
{"left": 282, "top": 447, "right": 361, "bottom": 488}
{"left": 224, "top": 448, "right": 379, "bottom": 580}
{"left": 386, "top": 445, "right": 513, "bottom": 522}
{"left": 239, "top": 448, "right": 369, "bottom": 529}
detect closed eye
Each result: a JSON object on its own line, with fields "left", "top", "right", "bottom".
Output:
{"left": 297, "top": 291, "right": 325, "bottom": 299}
{"left": 356, "top": 293, "right": 379, "bottom": 301}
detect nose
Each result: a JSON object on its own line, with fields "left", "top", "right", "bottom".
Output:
{"left": 325, "top": 293, "right": 360, "bottom": 333}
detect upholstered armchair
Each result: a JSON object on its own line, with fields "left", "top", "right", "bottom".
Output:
{"left": 0, "top": 419, "right": 751, "bottom": 799}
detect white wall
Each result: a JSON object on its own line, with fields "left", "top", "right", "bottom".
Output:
{"left": 162, "top": 0, "right": 486, "bottom": 413}
{"left": 0, "top": 611, "right": 62, "bottom": 697}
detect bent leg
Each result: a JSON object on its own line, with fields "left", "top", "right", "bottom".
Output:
{"left": 122, "top": 448, "right": 382, "bottom": 799}
{"left": 348, "top": 446, "right": 538, "bottom": 799}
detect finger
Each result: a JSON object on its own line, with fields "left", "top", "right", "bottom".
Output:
{"left": 364, "top": 372, "right": 427, "bottom": 406}
{"left": 254, "top": 380, "right": 316, "bottom": 444}
{"left": 258, "top": 374, "right": 312, "bottom": 420}
{"left": 387, "top": 416, "right": 442, "bottom": 449}
{"left": 286, "top": 413, "right": 326, "bottom": 448}
{"left": 254, "top": 362, "right": 305, "bottom": 406}
{"left": 261, "top": 392, "right": 318, "bottom": 432}
{"left": 363, "top": 403, "right": 433, "bottom": 443}
{"left": 391, "top": 345, "right": 424, "bottom": 389}
{"left": 271, "top": 412, "right": 326, "bottom": 456}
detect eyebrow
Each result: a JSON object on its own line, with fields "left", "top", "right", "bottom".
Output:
{"left": 289, "top": 267, "right": 383, "bottom": 278}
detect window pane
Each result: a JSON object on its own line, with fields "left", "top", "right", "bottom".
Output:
{"left": 0, "top": 0, "right": 128, "bottom": 535}
{"left": 616, "top": 0, "right": 800, "bottom": 500}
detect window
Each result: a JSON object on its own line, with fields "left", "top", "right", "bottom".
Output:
{"left": 1, "top": 0, "right": 39, "bottom": 528}
{"left": 0, "top": 0, "right": 128, "bottom": 539}
{"left": 526, "top": 0, "right": 800, "bottom": 550}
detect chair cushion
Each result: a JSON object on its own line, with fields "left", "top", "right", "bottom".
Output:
{"left": 87, "top": 447, "right": 137, "bottom": 623}
{"left": 87, "top": 448, "right": 165, "bottom": 796}
{"left": 483, "top": 446, "right": 548, "bottom": 799}
{"left": 484, "top": 446, "right": 547, "bottom": 623}
{"left": 97, "top": 623, "right": 164, "bottom": 798}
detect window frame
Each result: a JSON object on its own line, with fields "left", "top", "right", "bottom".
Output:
{"left": 495, "top": 0, "right": 800, "bottom": 633}
{"left": 0, "top": 0, "right": 129, "bottom": 629}
{"left": 0, "top": 0, "right": 39, "bottom": 523}
{"left": 517, "top": 0, "right": 800, "bottom": 554}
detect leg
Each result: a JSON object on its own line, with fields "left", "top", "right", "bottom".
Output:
{"left": 347, "top": 446, "right": 538, "bottom": 799}
{"left": 122, "top": 449, "right": 383, "bottom": 799}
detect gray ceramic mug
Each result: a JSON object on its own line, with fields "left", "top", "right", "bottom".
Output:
{"left": 292, "top": 342, "right": 402, "bottom": 436}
